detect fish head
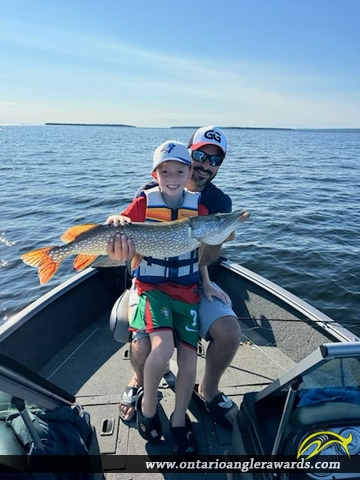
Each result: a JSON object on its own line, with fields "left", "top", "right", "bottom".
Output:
{"left": 190, "top": 210, "right": 249, "bottom": 245}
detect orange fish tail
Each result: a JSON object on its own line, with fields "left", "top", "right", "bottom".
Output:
{"left": 21, "top": 247, "right": 61, "bottom": 285}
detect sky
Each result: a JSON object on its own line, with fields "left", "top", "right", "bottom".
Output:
{"left": 0, "top": 0, "right": 359, "bottom": 128}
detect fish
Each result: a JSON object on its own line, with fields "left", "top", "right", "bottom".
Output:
{"left": 21, "top": 210, "right": 250, "bottom": 285}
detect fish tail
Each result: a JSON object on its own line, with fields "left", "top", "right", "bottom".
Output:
{"left": 21, "top": 247, "right": 61, "bottom": 285}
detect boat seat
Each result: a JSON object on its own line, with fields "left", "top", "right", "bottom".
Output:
{"left": 0, "top": 420, "right": 28, "bottom": 472}
{"left": 109, "top": 288, "right": 132, "bottom": 343}
{"left": 280, "top": 401, "right": 360, "bottom": 456}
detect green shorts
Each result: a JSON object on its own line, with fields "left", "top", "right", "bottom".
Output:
{"left": 130, "top": 289, "right": 199, "bottom": 349}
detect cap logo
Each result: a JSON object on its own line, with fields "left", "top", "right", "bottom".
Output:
{"left": 204, "top": 129, "right": 221, "bottom": 143}
{"left": 161, "top": 142, "right": 176, "bottom": 154}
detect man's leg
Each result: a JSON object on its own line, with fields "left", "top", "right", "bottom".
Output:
{"left": 196, "top": 282, "right": 241, "bottom": 428}
{"left": 119, "top": 335, "right": 150, "bottom": 421}
{"left": 198, "top": 315, "right": 241, "bottom": 402}
{"left": 119, "top": 280, "right": 149, "bottom": 421}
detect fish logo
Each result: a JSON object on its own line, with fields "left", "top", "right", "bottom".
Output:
{"left": 297, "top": 430, "right": 353, "bottom": 460}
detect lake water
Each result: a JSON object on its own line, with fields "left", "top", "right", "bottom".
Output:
{"left": 1, "top": 125, "right": 359, "bottom": 334}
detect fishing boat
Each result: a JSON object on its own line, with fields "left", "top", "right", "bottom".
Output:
{"left": 0, "top": 258, "right": 359, "bottom": 479}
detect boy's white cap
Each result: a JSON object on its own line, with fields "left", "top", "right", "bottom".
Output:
{"left": 153, "top": 140, "right": 192, "bottom": 171}
{"left": 187, "top": 126, "right": 227, "bottom": 156}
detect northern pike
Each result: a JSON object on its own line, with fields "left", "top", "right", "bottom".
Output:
{"left": 21, "top": 210, "right": 250, "bottom": 284}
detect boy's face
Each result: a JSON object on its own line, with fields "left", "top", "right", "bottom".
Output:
{"left": 153, "top": 160, "right": 192, "bottom": 196}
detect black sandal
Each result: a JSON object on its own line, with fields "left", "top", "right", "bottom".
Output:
{"left": 136, "top": 387, "right": 162, "bottom": 443}
{"left": 193, "top": 383, "right": 238, "bottom": 429}
{"left": 119, "top": 385, "right": 138, "bottom": 422}
{"left": 170, "top": 413, "right": 198, "bottom": 455}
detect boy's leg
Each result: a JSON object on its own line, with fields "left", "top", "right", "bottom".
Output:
{"left": 141, "top": 330, "right": 174, "bottom": 418}
{"left": 134, "top": 290, "right": 175, "bottom": 419}
{"left": 171, "top": 342, "right": 197, "bottom": 427}
{"left": 170, "top": 298, "right": 199, "bottom": 427}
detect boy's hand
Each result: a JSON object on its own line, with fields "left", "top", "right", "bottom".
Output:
{"left": 106, "top": 233, "right": 136, "bottom": 261}
{"left": 105, "top": 215, "right": 132, "bottom": 227}
{"left": 202, "top": 281, "right": 231, "bottom": 305}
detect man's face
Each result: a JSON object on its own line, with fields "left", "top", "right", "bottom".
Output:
{"left": 190, "top": 144, "right": 224, "bottom": 189}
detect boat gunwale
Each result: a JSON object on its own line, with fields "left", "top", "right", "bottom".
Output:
{"left": 0, "top": 267, "right": 97, "bottom": 341}
{"left": 221, "top": 259, "right": 360, "bottom": 344}
{"left": 2, "top": 258, "right": 358, "bottom": 347}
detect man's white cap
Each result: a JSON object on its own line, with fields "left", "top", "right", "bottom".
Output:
{"left": 187, "top": 126, "right": 227, "bottom": 156}
{"left": 153, "top": 140, "right": 192, "bottom": 171}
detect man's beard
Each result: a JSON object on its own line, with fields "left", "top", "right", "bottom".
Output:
{"left": 191, "top": 166, "right": 216, "bottom": 188}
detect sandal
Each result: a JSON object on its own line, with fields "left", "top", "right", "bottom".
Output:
{"left": 136, "top": 387, "right": 162, "bottom": 443}
{"left": 119, "top": 385, "right": 138, "bottom": 422}
{"left": 170, "top": 413, "right": 198, "bottom": 455}
{"left": 193, "top": 383, "right": 238, "bottom": 429}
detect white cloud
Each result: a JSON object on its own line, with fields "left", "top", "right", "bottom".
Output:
{"left": 1, "top": 20, "right": 359, "bottom": 127}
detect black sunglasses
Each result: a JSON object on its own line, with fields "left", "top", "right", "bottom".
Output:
{"left": 191, "top": 150, "right": 224, "bottom": 167}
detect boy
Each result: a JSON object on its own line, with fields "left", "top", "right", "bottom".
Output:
{"left": 106, "top": 140, "right": 224, "bottom": 454}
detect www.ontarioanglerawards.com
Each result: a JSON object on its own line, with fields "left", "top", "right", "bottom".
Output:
{"left": 144, "top": 457, "right": 341, "bottom": 474}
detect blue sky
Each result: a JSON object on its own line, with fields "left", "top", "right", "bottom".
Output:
{"left": 1, "top": 0, "right": 359, "bottom": 128}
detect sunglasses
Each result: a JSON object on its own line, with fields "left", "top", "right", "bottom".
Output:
{"left": 191, "top": 150, "right": 224, "bottom": 167}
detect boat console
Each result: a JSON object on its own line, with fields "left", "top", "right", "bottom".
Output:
{"left": 233, "top": 342, "right": 360, "bottom": 480}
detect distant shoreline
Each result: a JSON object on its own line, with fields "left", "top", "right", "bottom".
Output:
{"left": 45, "top": 123, "right": 292, "bottom": 130}
{"left": 170, "top": 126, "right": 293, "bottom": 130}
{"left": 45, "top": 123, "right": 136, "bottom": 128}
{"left": 39, "top": 124, "right": 359, "bottom": 131}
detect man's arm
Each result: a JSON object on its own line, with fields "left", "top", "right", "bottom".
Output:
{"left": 198, "top": 231, "right": 236, "bottom": 266}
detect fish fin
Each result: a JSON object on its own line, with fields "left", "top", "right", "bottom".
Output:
{"left": 91, "top": 256, "right": 124, "bottom": 268}
{"left": 73, "top": 254, "right": 99, "bottom": 271}
{"left": 131, "top": 253, "right": 143, "bottom": 270}
{"left": 21, "top": 247, "right": 60, "bottom": 285}
{"left": 61, "top": 224, "right": 99, "bottom": 243}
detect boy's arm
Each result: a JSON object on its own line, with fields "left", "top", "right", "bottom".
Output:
{"left": 105, "top": 197, "right": 145, "bottom": 261}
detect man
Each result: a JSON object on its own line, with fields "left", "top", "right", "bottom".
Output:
{"left": 107, "top": 126, "right": 241, "bottom": 429}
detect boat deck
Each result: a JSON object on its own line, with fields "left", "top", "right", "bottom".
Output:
{"left": 38, "top": 309, "right": 296, "bottom": 479}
